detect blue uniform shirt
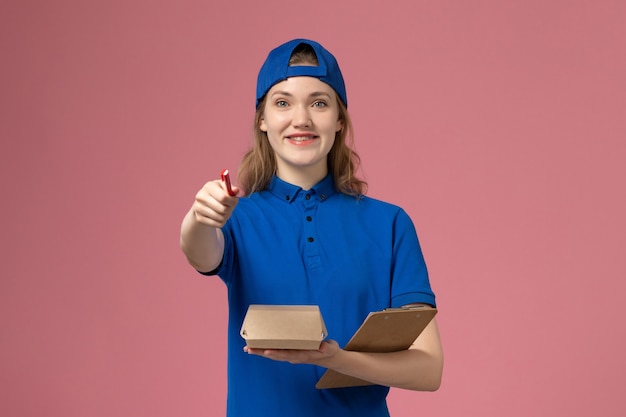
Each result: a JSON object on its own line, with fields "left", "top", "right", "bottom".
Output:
{"left": 207, "top": 175, "right": 436, "bottom": 417}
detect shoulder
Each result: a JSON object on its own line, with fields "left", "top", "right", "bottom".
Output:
{"left": 357, "top": 194, "right": 402, "bottom": 210}
{"left": 337, "top": 193, "right": 408, "bottom": 217}
{"left": 327, "top": 194, "right": 416, "bottom": 233}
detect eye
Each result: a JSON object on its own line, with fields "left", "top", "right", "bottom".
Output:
{"left": 275, "top": 100, "right": 288, "bottom": 107}
{"left": 312, "top": 101, "right": 327, "bottom": 108}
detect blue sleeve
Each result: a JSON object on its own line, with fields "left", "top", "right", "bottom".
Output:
{"left": 390, "top": 209, "right": 436, "bottom": 308}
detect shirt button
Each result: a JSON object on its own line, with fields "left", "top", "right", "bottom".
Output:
{"left": 305, "top": 194, "right": 311, "bottom": 200}
{"left": 306, "top": 216, "right": 312, "bottom": 222}
{"left": 320, "top": 194, "right": 326, "bottom": 201}
{"left": 307, "top": 237, "right": 314, "bottom": 242}
{"left": 285, "top": 195, "right": 290, "bottom": 201}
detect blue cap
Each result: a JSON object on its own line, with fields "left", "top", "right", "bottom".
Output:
{"left": 256, "top": 39, "right": 347, "bottom": 108}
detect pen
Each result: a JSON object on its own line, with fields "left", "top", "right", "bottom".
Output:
{"left": 220, "top": 169, "right": 236, "bottom": 196}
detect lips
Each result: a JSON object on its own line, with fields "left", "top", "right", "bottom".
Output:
{"left": 286, "top": 133, "right": 318, "bottom": 144}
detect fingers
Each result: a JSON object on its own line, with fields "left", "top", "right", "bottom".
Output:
{"left": 243, "top": 340, "right": 340, "bottom": 365}
{"left": 245, "top": 347, "right": 313, "bottom": 364}
{"left": 192, "top": 179, "right": 239, "bottom": 228}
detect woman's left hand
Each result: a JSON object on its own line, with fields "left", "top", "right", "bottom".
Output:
{"left": 244, "top": 340, "right": 341, "bottom": 366}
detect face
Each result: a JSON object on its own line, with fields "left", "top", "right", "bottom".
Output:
{"left": 260, "top": 76, "right": 343, "bottom": 184}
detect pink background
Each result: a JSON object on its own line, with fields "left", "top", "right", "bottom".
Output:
{"left": 1, "top": 1, "right": 625, "bottom": 416}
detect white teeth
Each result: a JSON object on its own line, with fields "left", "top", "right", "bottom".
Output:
{"left": 290, "top": 136, "right": 314, "bottom": 141}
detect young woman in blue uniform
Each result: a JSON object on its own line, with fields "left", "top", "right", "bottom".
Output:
{"left": 180, "top": 39, "right": 443, "bottom": 417}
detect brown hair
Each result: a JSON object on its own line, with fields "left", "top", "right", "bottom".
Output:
{"left": 238, "top": 45, "right": 367, "bottom": 197}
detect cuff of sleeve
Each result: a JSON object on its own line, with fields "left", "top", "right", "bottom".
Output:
{"left": 197, "top": 263, "right": 221, "bottom": 276}
{"left": 392, "top": 292, "right": 436, "bottom": 308}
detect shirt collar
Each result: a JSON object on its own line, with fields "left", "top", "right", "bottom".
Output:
{"left": 268, "top": 174, "right": 336, "bottom": 204}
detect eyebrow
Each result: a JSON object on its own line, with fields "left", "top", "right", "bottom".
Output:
{"left": 270, "top": 91, "right": 332, "bottom": 99}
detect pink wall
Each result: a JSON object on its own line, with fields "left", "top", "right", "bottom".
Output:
{"left": 1, "top": 1, "right": 625, "bottom": 416}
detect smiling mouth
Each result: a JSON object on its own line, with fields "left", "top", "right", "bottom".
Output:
{"left": 288, "top": 136, "right": 317, "bottom": 142}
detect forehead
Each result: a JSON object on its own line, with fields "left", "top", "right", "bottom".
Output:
{"left": 267, "top": 76, "right": 337, "bottom": 98}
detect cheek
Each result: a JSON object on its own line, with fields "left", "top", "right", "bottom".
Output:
{"left": 262, "top": 114, "right": 290, "bottom": 134}
{"left": 323, "top": 117, "right": 341, "bottom": 136}
{"left": 264, "top": 123, "right": 281, "bottom": 140}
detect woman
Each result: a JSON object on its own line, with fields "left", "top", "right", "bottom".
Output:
{"left": 180, "top": 39, "right": 443, "bottom": 417}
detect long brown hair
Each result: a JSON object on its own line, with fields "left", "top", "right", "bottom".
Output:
{"left": 238, "top": 46, "right": 367, "bottom": 197}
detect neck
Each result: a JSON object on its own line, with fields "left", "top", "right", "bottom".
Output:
{"left": 276, "top": 165, "right": 328, "bottom": 190}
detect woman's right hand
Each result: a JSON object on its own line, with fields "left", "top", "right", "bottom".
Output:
{"left": 191, "top": 178, "right": 240, "bottom": 229}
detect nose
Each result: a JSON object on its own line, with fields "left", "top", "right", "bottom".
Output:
{"left": 292, "top": 104, "right": 311, "bottom": 128}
